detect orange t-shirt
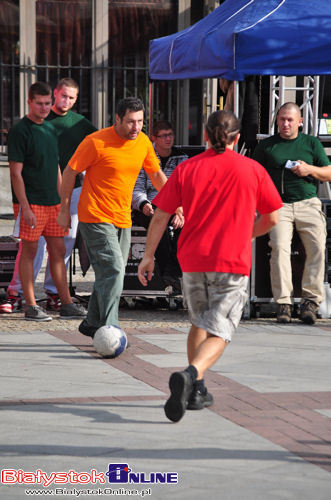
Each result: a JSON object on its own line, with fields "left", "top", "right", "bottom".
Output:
{"left": 68, "top": 126, "right": 160, "bottom": 227}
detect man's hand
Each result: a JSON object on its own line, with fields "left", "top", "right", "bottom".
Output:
{"left": 142, "top": 202, "right": 154, "bottom": 217}
{"left": 57, "top": 210, "right": 71, "bottom": 232}
{"left": 22, "top": 207, "right": 36, "bottom": 228}
{"left": 138, "top": 255, "right": 155, "bottom": 286}
{"left": 291, "top": 160, "right": 312, "bottom": 177}
{"left": 291, "top": 161, "right": 331, "bottom": 181}
{"left": 171, "top": 213, "right": 184, "bottom": 229}
{"left": 172, "top": 206, "right": 184, "bottom": 229}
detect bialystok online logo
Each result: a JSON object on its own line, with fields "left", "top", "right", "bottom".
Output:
{"left": 1, "top": 464, "right": 178, "bottom": 487}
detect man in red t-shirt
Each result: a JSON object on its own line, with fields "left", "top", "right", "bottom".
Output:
{"left": 138, "top": 110, "right": 282, "bottom": 423}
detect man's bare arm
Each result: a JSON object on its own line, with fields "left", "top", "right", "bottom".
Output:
{"left": 147, "top": 169, "right": 167, "bottom": 192}
{"left": 252, "top": 210, "right": 279, "bottom": 239}
{"left": 9, "top": 161, "right": 36, "bottom": 227}
{"left": 292, "top": 162, "right": 331, "bottom": 181}
{"left": 57, "top": 165, "right": 79, "bottom": 232}
{"left": 57, "top": 165, "right": 62, "bottom": 197}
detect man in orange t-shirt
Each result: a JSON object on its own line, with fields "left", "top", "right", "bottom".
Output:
{"left": 58, "top": 97, "right": 167, "bottom": 337}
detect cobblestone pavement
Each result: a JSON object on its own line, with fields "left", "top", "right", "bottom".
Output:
{"left": 1, "top": 217, "right": 331, "bottom": 500}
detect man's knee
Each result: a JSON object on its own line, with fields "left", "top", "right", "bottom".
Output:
{"left": 269, "top": 241, "right": 292, "bottom": 257}
{"left": 21, "top": 241, "right": 39, "bottom": 260}
{"left": 46, "top": 238, "right": 66, "bottom": 260}
{"left": 94, "top": 250, "right": 125, "bottom": 278}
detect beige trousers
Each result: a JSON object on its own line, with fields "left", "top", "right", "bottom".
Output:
{"left": 269, "top": 197, "right": 326, "bottom": 305}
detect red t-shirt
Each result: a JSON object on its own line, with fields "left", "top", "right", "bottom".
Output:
{"left": 153, "top": 148, "right": 282, "bottom": 275}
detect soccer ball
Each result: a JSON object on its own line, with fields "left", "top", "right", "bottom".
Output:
{"left": 93, "top": 325, "right": 127, "bottom": 358}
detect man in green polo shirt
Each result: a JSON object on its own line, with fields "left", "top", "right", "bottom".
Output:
{"left": 253, "top": 102, "right": 331, "bottom": 324}
{"left": 42, "top": 78, "right": 96, "bottom": 308}
{"left": 1, "top": 78, "right": 96, "bottom": 314}
{"left": 7, "top": 81, "right": 87, "bottom": 321}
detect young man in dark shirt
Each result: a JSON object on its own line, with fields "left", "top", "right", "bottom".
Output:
{"left": 7, "top": 81, "right": 87, "bottom": 321}
{"left": 1, "top": 78, "right": 96, "bottom": 314}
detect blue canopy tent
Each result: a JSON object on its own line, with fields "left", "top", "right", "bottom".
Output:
{"left": 150, "top": 0, "right": 331, "bottom": 317}
{"left": 149, "top": 0, "right": 331, "bottom": 82}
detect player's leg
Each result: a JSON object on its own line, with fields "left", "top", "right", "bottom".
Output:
{"left": 78, "top": 222, "right": 130, "bottom": 329}
{"left": 268, "top": 203, "right": 294, "bottom": 322}
{"left": 45, "top": 235, "right": 71, "bottom": 304}
{"left": 44, "top": 205, "right": 86, "bottom": 319}
{"left": 294, "top": 198, "right": 326, "bottom": 324}
{"left": 164, "top": 272, "right": 248, "bottom": 422}
{"left": 19, "top": 239, "right": 39, "bottom": 306}
{"left": 43, "top": 186, "right": 81, "bottom": 309}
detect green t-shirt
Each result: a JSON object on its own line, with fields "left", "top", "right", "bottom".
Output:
{"left": 8, "top": 116, "right": 60, "bottom": 206}
{"left": 46, "top": 110, "right": 96, "bottom": 188}
{"left": 253, "top": 133, "right": 330, "bottom": 203}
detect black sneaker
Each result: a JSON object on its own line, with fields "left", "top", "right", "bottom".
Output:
{"left": 78, "top": 319, "right": 98, "bottom": 338}
{"left": 164, "top": 371, "right": 193, "bottom": 422}
{"left": 300, "top": 300, "right": 318, "bottom": 325}
{"left": 187, "top": 388, "right": 214, "bottom": 410}
{"left": 60, "top": 303, "right": 87, "bottom": 319}
{"left": 25, "top": 305, "right": 52, "bottom": 322}
{"left": 277, "top": 304, "right": 292, "bottom": 323}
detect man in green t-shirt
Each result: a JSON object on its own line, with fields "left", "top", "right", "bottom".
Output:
{"left": 7, "top": 81, "right": 87, "bottom": 321}
{"left": 253, "top": 102, "right": 331, "bottom": 325}
{"left": 1, "top": 78, "right": 96, "bottom": 314}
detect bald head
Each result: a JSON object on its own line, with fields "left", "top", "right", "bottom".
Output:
{"left": 278, "top": 102, "right": 301, "bottom": 116}
{"left": 277, "top": 102, "right": 302, "bottom": 140}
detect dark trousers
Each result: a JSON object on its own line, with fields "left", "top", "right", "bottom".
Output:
{"left": 132, "top": 210, "right": 182, "bottom": 281}
{"left": 78, "top": 222, "right": 131, "bottom": 327}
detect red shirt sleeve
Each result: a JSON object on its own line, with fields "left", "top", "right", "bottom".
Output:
{"left": 256, "top": 167, "right": 283, "bottom": 214}
{"left": 153, "top": 167, "right": 182, "bottom": 213}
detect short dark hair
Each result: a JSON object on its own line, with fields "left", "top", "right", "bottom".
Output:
{"left": 116, "top": 97, "right": 145, "bottom": 120}
{"left": 28, "top": 82, "right": 52, "bottom": 101}
{"left": 152, "top": 120, "right": 173, "bottom": 137}
{"left": 205, "top": 110, "right": 241, "bottom": 154}
{"left": 56, "top": 78, "right": 79, "bottom": 93}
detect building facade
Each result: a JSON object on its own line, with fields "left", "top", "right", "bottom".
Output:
{"left": 0, "top": 0, "right": 222, "bottom": 151}
{"left": 0, "top": 0, "right": 222, "bottom": 212}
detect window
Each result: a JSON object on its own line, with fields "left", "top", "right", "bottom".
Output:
{"left": 36, "top": 0, "right": 92, "bottom": 118}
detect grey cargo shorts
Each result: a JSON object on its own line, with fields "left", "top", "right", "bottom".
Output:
{"left": 182, "top": 272, "right": 248, "bottom": 342}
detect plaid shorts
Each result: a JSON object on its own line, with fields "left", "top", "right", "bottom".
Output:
{"left": 182, "top": 272, "right": 249, "bottom": 342}
{"left": 13, "top": 203, "right": 67, "bottom": 241}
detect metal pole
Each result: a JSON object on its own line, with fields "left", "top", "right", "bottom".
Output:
{"left": 148, "top": 81, "right": 153, "bottom": 138}
{"left": 312, "top": 75, "right": 320, "bottom": 137}
{"left": 303, "top": 76, "right": 310, "bottom": 134}
{"left": 233, "top": 80, "right": 239, "bottom": 117}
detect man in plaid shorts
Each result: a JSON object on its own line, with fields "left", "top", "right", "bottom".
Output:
{"left": 8, "top": 81, "right": 87, "bottom": 321}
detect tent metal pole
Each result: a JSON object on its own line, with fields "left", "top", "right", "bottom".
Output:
{"left": 269, "top": 76, "right": 278, "bottom": 135}
{"left": 312, "top": 75, "right": 320, "bottom": 137}
{"left": 233, "top": 81, "right": 240, "bottom": 152}
{"left": 303, "top": 76, "right": 310, "bottom": 134}
{"left": 279, "top": 76, "right": 286, "bottom": 106}
{"left": 233, "top": 80, "right": 239, "bottom": 118}
{"left": 148, "top": 81, "right": 153, "bottom": 138}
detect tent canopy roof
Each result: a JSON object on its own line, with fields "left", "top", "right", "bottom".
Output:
{"left": 149, "top": 0, "right": 331, "bottom": 81}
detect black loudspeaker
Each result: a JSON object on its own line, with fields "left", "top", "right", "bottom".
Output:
{"left": 252, "top": 230, "right": 306, "bottom": 300}
{"left": 123, "top": 226, "right": 164, "bottom": 295}
{"left": 321, "top": 199, "right": 331, "bottom": 284}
